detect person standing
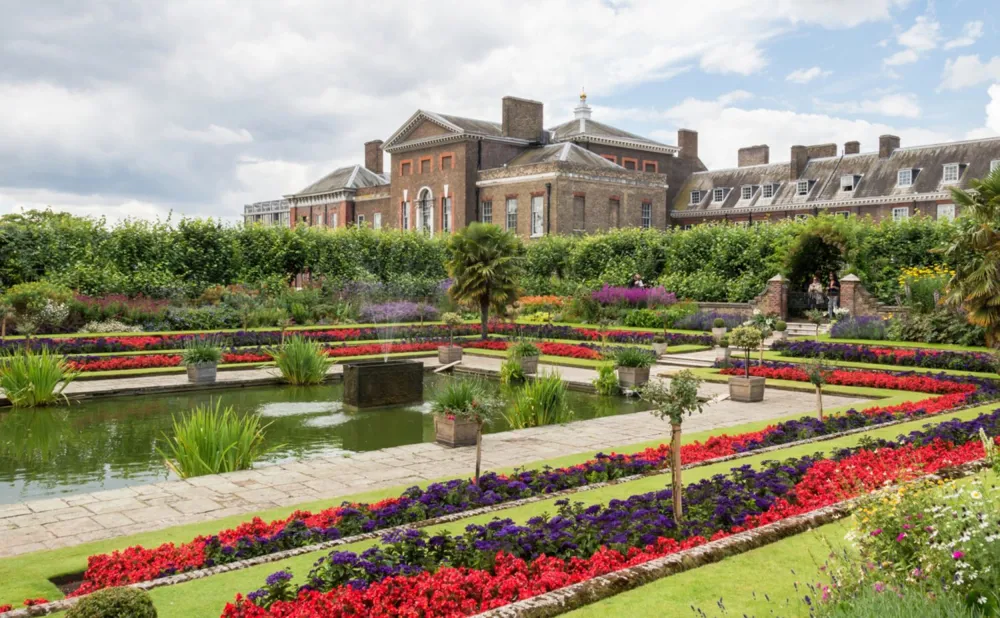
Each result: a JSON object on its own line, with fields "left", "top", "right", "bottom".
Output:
{"left": 629, "top": 273, "right": 645, "bottom": 289}
{"left": 807, "top": 275, "right": 824, "bottom": 311}
{"left": 826, "top": 273, "right": 840, "bottom": 319}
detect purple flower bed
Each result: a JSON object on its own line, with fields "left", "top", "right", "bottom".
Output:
{"left": 830, "top": 316, "right": 889, "bottom": 340}
{"left": 772, "top": 340, "right": 998, "bottom": 373}
{"left": 357, "top": 302, "right": 439, "bottom": 323}
{"left": 591, "top": 285, "right": 677, "bottom": 308}
{"left": 673, "top": 310, "right": 745, "bottom": 331}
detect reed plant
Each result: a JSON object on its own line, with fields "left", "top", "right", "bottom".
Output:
{"left": 0, "top": 347, "right": 77, "bottom": 407}
{"left": 504, "top": 372, "right": 572, "bottom": 429}
{"left": 157, "top": 400, "right": 277, "bottom": 478}
{"left": 270, "top": 336, "right": 333, "bottom": 385}
{"left": 180, "top": 337, "right": 223, "bottom": 366}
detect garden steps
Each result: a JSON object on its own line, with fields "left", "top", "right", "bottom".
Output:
{"left": 783, "top": 322, "right": 829, "bottom": 337}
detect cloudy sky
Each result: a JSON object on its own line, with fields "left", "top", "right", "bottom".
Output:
{"left": 2, "top": 0, "right": 998, "bottom": 223}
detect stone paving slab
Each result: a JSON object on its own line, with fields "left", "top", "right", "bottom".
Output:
{"left": 0, "top": 353, "right": 870, "bottom": 558}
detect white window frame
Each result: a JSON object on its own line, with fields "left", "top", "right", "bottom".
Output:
{"left": 690, "top": 190, "right": 702, "bottom": 205}
{"left": 897, "top": 169, "right": 913, "bottom": 187}
{"left": 942, "top": 163, "right": 960, "bottom": 184}
{"left": 796, "top": 180, "right": 810, "bottom": 196}
{"left": 442, "top": 197, "right": 452, "bottom": 233}
{"left": 506, "top": 198, "right": 518, "bottom": 231}
{"left": 481, "top": 200, "right": 493, "bottom": 224}
{"left": 892, "top": 206, "right": 910, "bottom": 221}
{"left": 712, "top": 188, "right": 727, "bottom": 203}
{"left": 641, "top": 203, "right": 651, "bottom": 228}
{"left": 402, "top": 202, "right": 409, "bottom": 230}
{"left": 416, "top": 188, "right": 434, "bottom": 235}
{"left": 373, "top": 213, "right": 382, "bottom": 230}
{"left": 530, "top": 195, "right": 544, "bottom": 237}
{"left": 357, "top": 214, "right": 365, "bottom": 226}
{"left": 761, "top": 183, "right": 775, "bottom": 199}
{"left": 840, "top": 175, "right": 857, "bottom": 192}
{"left": 991, "top": 160, "right": 1000, "bottom": 173}
{"left": 936, "top": 203, "right": 955, "bottom": 221}
{"left": 740, "top": 185, "right": 754, "bottom": 200}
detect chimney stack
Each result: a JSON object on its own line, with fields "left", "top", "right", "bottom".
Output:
{"left": 364, "top": 140, "right": 384, "bottom": 174}
{"left": 806, "top": 143, "right": 837, "bottom": 159}
{"left": 879, "top": 135, "right": 900, "bottom": 158}
{"left": 737, "top": 144, "right": 769, "bottom": 167}
{"left": 844, "top": 141, "right": 860, "bottom": 155}
{"left": 678, "top": 129, "right": 698, "bottom": 160}
{"left": 790, "top": 145, "right": 809, "bottom": 180}
{"left": 501, "top": 96, "right": 544, "bottom": 142}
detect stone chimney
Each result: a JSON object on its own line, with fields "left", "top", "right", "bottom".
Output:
{"left": 879, "top": 135, "right": 900, "bottom": 158}
{"left": 678, "top": 129, "right": 698, "bottom": 160}
{"left": 738, "top": 144, "right": 769, "bottom": 167}
{"left": 806, "top": 143, "right": 837, "bottom": 159}
{"left": 790, "top": 145, "right": 809, "bottom": 180}
{"left": 364, "top": 140, "right": 384, "bottom": 174}
{"left": 844, "top": 141, "right": 860, "bottom": 155}
{"left": 502, "top": 96, "right": 544, "bottom": 142}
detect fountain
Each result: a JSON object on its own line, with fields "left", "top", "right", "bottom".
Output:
{"left": 342, "top": 318, "right": 423, "bottom": 409}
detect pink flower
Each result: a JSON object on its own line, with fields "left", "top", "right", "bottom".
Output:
{"left": 896, "top": 532, "right": 907, "bottom": 542}
{"left": 870, "top": 529, "right": 882, "bottom": 536}
{"left": 953, "top": 550, "right": 965, "bottom": 560}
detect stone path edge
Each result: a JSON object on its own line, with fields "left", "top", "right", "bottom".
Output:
{"left": 0, "top": 406, "right": 973, "bottom": 618}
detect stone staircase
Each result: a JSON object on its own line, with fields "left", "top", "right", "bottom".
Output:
{"left": 784, "top": 321, "right": 829, "bottom": 338}
{"left": 656, "top": 353, "right": 717, "bottom": 369}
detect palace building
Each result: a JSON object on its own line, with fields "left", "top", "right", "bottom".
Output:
{"left": 243, "top": 94, "right": 1000, "bottom": 232}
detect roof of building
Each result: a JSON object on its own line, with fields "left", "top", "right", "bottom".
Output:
{"left": 425, "top": 111, "right": 503, "bottom": 137}
{"left": 504, "top": 142, "right": 625, "bottom": 168}
{"left": 383, "top": 110, "right": 519, "bottom": 152}
{"left": 288, "top": 165, "right": 388, "bottom": 198}
{"left": 672, "top": 136, "right": 1000, "bottom": 216}
{"left": 547, "top": 94, "right": 679, "bottom": 155}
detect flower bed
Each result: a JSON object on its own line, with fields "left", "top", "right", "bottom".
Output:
{"left": 771, "top": 340, "right": 997, "bottom": 373}
{"left": 719, "top": 361, "right": 981, "bottom": 394}
{"left": 461, "top": 340, "right": 603, "bottom": 360}
{"left": 223, "top": 412, "right": 1000, "bottom": 617}
{"left": 592, "top": 285, "right": 677, "bottom": 307}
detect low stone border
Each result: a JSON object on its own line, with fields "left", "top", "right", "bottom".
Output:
{"left": 473, "top": 458, "right": 986, "bottom": 618}
{"left": 0, "top": 404, "right": 987, "bottom": 617}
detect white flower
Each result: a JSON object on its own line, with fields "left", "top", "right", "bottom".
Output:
{"left": 978, "top": 596, "right": 988, "bottom": 605}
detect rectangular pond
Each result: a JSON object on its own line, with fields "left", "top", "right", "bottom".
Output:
{"left": 0, "top": 374, "right": 652, "bottom": 504}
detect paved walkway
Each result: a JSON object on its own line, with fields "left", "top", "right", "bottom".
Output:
{"left": 0, "top": 354, "right": 870, "bottom": 558}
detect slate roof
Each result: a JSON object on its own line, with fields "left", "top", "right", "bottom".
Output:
{"left": 673, "top": 136, "right": 1000, "bottom": 215}
{"left": 426, "top": 112, "right": 503, "bottom": 137}
{"left": 548, "top": 118, "right": 678, "bottom": 153}
{"left": 289, "top": 165, "right": 388, "bottom": 198}
{"left": 504, "top": 142, "right": 625, "bottom": 168}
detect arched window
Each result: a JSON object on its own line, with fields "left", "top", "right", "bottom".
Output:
{"left": 416, "top": 188, "right": 434, "bottom": 235}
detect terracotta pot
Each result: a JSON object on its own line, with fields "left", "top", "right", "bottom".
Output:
{"left": 728, "top": 375, "right": 766, "bottom": 402}
{"left": 652, "top": 342, "right": 668, "bottom": 356}
{"left": 434, "top": 415, "right": 479, "bottom": 448}
{"left": 438, "top": 345, "right": 463, "bottom": 364}
{"left": 519, "top": 355, "right": 539, "bottom": 375}
{"left": 616, "top": 366, "right": 650, "bottom": 388}
{"left": 185, "top": 362, "right": 217, "bottom": 384}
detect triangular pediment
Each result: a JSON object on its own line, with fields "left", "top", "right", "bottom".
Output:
{"left": 383, "top": 110, "right": 464, "bottom": 150}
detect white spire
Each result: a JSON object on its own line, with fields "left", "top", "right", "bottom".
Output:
{"left": 573, "top": 88, "right": 592, "bottom": 121}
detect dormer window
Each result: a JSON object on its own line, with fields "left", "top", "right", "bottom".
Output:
{"left": 761, "top": 183, "right": 777, "bottom": 199}
{"left": 796, "top": 180, "right": 811, "bottom": 196}
{"left": 690, "top": 190, "right": 702, "bottom": 205}
{"left": 712, "top": 188, "right": 728, "bottom": 203}
{"left": 840, "top": 174, "right": 860, "bottom": 192}
{"left": 897, "top": 168, "right": 914, "bottom": 187}
{"left": 942, "top": 163, "right": 960, "bottom": 184}
{"left": 740, "top": 185, "right": 755, "bottom": 200}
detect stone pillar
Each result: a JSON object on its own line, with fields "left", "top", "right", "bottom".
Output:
{"left": 839, "top": 274, "right": 862, "bottom": 316}
{"left": 753, "top": 274, "right": 789, "bottom": 319}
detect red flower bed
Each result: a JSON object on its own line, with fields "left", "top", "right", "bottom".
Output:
{"left": 461, "top": 340, "right": 602, "bottom": 360}
{"left": 323, "top": 342, "right": 438, "bottom": 357}
{"left": 66, "top": 355, "right": 183, "bottom": 372}
{"left": 719, "top": 365, "right": 975, "bottom": 394}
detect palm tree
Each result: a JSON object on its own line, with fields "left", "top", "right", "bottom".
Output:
{"left": 446, "top": 223, "right": 522, "bottom": 340}
{"left": 945, "top": 168, "right": 1000, "bottom": 347}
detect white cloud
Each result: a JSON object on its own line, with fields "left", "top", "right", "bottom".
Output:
{"left": 986, "top": 84, "right": 1000, "bottom": 134}
{"left": 883, "top": 14, "right": 940, "bottom": 65}
{"left": 943, "top": 20, "right": 983, "bottom": 50}
{"left": 816, "top": 93, "right": 921, "bottom": 118}
{"left": 940, "top": 55, "right": 1000, "bottom": 91}
{"left": 785, "top": 66, "right": 831, "bottom": 84}
{"left": 164, "top": 125, "right": 254, "bottom": 146}
{"left": 699, "top": 41, "right": 767, "bottom": 75}
{"left": 884, "top": 49, "right": 920, "bottom": 66}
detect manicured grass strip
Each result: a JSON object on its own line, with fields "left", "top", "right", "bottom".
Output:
{"left": 763, "top": 350, "right": 998, "bottom": 379}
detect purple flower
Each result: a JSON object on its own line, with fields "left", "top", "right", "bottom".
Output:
{"left": 265, "top": 570, "right": 293, "bottom": 586}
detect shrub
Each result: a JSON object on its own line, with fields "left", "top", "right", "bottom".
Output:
{"left": 509, "top": 340, "right": 540, "bottom": 359}
{"left": 66, "top": 586, "right": 157, "bottom": 618}
{"left": 157, "top": 400, "right": 275, "bottom": 478}
{"left": 728, "top": 326, "right": 764, "bottom": 377}
{"left": 0, "top": 348, "right": 77, "bottom": 407}
{"left": 652, "top": 335, "right": 666, "bottom": 344}
{"left": 431, "top": 379, "right": 499, "bottom": 424}
{"left": 504, "top": 373, "right": 572, "bottom": 428}
{"left": 622, "top": 308, "right": 663, "bottom": 329}
{"left": 180, "top": 338, "right": 223, "bottom": 366}
{"left": 671, "top": 310, "right": 742, "bottom": 331}
{"left": 247, "top": 306, "right": 289, "bottom": 328}
{"left": 78, "top": 320, "right": 142, "bottom": 334}
{"left": 521, "top": 311, "right": 554, "bottom": 324}
{"left": 775, "top": 320, "right": 787, "bottom": 332}
{"left": 613, "top": 346, "right": 655, "bottom": 368}
{"left": 887, "top": 308, "right": 986, "bottom": 347}
{"left": 719, "top": 335, "right": 729, "bottom": 348}
{"left": 830, "top": 316, "right": 889, "bottom": 340}
{"left": 270, "top": 336, "right": 333, "bottom": 385}
{"left": 499, "top": 358, "right": 525, "bottom": 385}
{"left": 712, "top": 318, "right": 725, "bottom": 328}
{"left": 2, "top": 281, "right": 73, "bottom": 314}
{"left": 591, "top": 362, "right": 618, "bottom": 396}
{"left": 591, "top": 285, "right": 677, "bottom": 308}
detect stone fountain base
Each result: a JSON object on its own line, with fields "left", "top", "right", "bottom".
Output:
{"left": 343, "top": 359, "right": 424, "bottom": 409}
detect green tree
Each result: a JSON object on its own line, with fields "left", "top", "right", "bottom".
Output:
{"left": 639, "top": 371, "right": 703, "bottom": 522}
{"left": 446, "top": 223, "right": 522, "bottom": 339}
{"left": 945, "top": 169, "right": 1000, "bottom": 347}
{"left": 806, "top": 358, "right": 830, "bottom": 421}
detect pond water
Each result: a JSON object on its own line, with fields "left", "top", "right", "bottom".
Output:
{"left": 0, "top": 374, "right": 652, "bottom": 504}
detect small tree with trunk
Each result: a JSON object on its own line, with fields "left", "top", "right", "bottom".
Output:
{"left": 806, "top": 358, "right": 829, "bottom": 421}
{"left": 639, "top": 371, "right": 703, "bottom": 522}
{"left": 729, "top": 326, "right": 764, "bottom": 379}
{"left": 0, "top": 299, "right": 12, "bottom": 342}
{"left": 805, "top": 309, "right": 825, "bottom": 340}
{"left": 446, "top": 223, "right": 522, "bottom": 340}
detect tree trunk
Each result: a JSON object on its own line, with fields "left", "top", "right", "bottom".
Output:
{"left": 671, "top": 422, "right": 683, "bottom": 523}
{"left": 0, "top": 316, "right": 5, "bottom": 342}
{"left": 479, "top": 297, "right": 489, "bottom": 340}
{"left": 474, "top": 423, "right": 483, "bottom": 484}
{"left": 816, "top": 386, "right": 824, "bottom": 421}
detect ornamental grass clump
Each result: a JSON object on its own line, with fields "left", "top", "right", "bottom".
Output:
{"left": 504, "top": 372, "right": 572, "bottom": 429}
{"left": 270, "top": 336, "right": 333, "bottom": 385}
{"left": 157, "top": 400, "right": 277, "bottom": 479}
{"left": 0, "top": 347, "right": 77, "bottom": 407}
{"left": 179, "top": 337, "right": 223, "bottom": 366}
{"left": 591, "top": 362, "right": 618, "bottom": 396}
{"left": 613, "top": 345, "right": 655, "bottom": 368}
{"left": 66, "top": 586, "right": 157, "bottom": 618}
{"left": 509, "top": 340, "right": 539, "bottom": 359}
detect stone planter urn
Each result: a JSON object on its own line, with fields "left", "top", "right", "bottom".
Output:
{"left": 186, "top": 362, "right": 218, "bottom": 384}
{"left": 434, "top": 415, "right": 479, "bottom": 448}
{"left": 772, "top": 331, "right": 787, "bottom": 342}
{"left": 617, "top": 366, "right": 650, "bottom": 388}
{"left": 519, "top": 355, "right": 539, "bottom": 375}
{"left": 652, "top": 341, "right": 668, "bottom": 356}
{"left": 728, "top": 376, "right": 766, "bottom": 402}
{"left": 712, "top": 327, "right": 727, "bottom": 341}
{"left": 438, "top": 345, "right": 463, "bottom": 364}
{"left": 715, "top": 347, "right": 731, "bottom": 363}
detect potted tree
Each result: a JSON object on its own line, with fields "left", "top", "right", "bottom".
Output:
{"left": 431, "top": 380, "right": 500, "bottom": 483}
{"left": 773, "top": 320, "right": 787, "bottom": 341}
{"left": 638, "top": 370, "right": 703, "bottom": 522}
{"left": 807, "top": 358, "right": 829, "bottom": 421}
{"left": 510, "top": 340, "right": 540, "bottom": 374}
{"left": 652, "top": 335, "right": 668, "bottom": 357}
{"left": 614, "top": 346, "right": 655, "bottom": 388}
{"left": 715, "top": 335, "right": 730, "bottom": 363}
{"left": 438, "top": 312, "right": 464, "bottom": 364}
{"left": 181, "top": 338, "right": 223, "bottom": 384}
{"left": 711, "top": 317, "right": 727, "bottom": 341}
{"left": 728, "top": 326, "right": 765, "bottom": 402}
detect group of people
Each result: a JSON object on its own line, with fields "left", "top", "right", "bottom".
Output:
{"left": 807, "top": 273, "right": 840, "bottom": 318}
